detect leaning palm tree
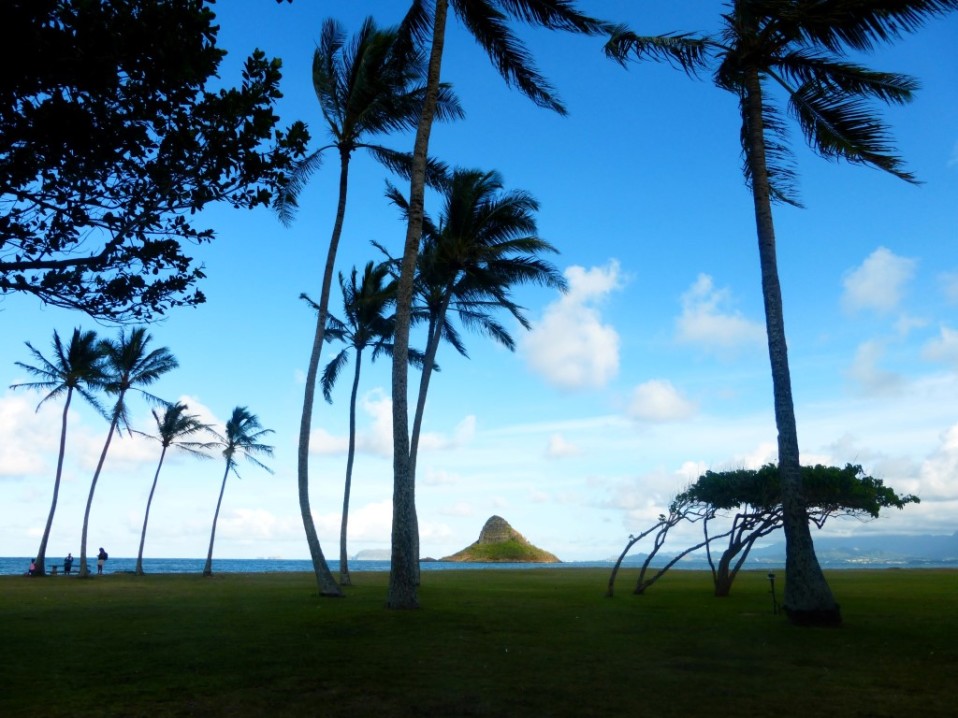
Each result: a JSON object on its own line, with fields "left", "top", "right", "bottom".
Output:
{"left": 387, "top": 168, "right": 566, "bottom": 581}
{"left": 10, "top": 328, "right": 107, "bottom": 576}
{"left": 309, "top": 261, "right": 410, "bottom": 586}
{"left": 134, "top": 402, "right": 214, "bottom": 575}
{"left": 203, "top": 407, "right": 274, "bottom": 577}
{"left": 78, "top": 328, "right": 178, "bottom": 577}
{"left": 275, "top": 16, "right": 461, "bottom": 598}
{"left": 604, "top": 0, "right": 958, "bottom": 625}
{"left": 388, "top": 0, "right": 608, "bottom": 609}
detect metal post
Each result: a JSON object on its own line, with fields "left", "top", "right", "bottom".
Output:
{"left": 767, "top": 572, "right": 778, "bottom": 615}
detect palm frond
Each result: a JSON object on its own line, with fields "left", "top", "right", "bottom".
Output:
{"left": 774, "top": 49, "right": 918, "bottom": 104}
{"left": 604, "top": 27, "right": 712, "bottom": 76}
{"left": 788, "top": 81, "right": 917, "bottom": 182}
{"left": 455, "top": 1, "right": 568, "bottom": 114}
{"left": 364, "top": 146, "right": 450, "bottom": 189}
{"left": 320, "top": 348, "right": 351, "bottom": 403}
{"left": 273, "top": 148, "right": 329, "bottom": 226}
{"left": 769, "top": 0, "right": 958, "bottom": 53}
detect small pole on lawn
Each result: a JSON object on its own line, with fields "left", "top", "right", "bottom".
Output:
{"left": 767, "top": 572, "right": 778, "bottom": 615}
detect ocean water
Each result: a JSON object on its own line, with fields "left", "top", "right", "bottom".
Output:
{"left": 0, "top": 556, "right": 617, "bottom": 577}
{"left": 5, "top": 554, "right": 953, "bottom": 577}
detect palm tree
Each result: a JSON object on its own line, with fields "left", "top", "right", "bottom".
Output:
{"left": 78, "top": 328, "right": 178, "bottom": 577}
{"left": 387, "top": 168, "right": 566, "bottom": 581}
{"left": 604, "top": 0, "right": 958, "bottom": 625}
{"left": 388, "top": 0, "right": 608, "bottom": 609}
{"left": 10, "top": 328, "right": 107, "bottom": 576}
{"left": 203, "top": 407, "right": 274, "bottom": 577}
{"left": 311, "top": 261, "right": 421, "bottom": 586}
{"left": 275, "top": 16, "right": 461, "bottom": 598}
{"left": 134, "top": 402, "right": 214, "bottom": 575}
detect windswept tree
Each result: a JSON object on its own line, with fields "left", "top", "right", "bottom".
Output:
{"left": 604, "top": 0, "right": 958, "bottom": 625}
{"left": 0, "top": 0, "right": 307, "bottom": 320}
{"left": 679, "top": 464, "right": 919, "bottom": 597}
{"left": 11, "top": 328, "right": 107, "bottom": 576}
{"left": 275, "top": 16, "right": 460, "bottom": 598}
{"left": 312, "top": 261, "right": 423, "bottom": 586}
{"left": 134, "top": 402, "right": 214, "bottom": 575}
{"left": 386, "top": 168, "right": 566, "bottom": 580}
{"left": 78, "top": 328, "right": 178, "bottom": 577}
{"left": 203, "top": 406, "right": 274, "bottom": 577}
{"left": 389, "top": 0, "right": 608, "bottom": 608}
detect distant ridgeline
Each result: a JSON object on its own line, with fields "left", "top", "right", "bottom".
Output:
{"left": 441, "top": 516, "right": 560, "bottom": 563}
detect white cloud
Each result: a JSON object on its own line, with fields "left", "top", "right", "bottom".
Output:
{"left": 522, "top": 261, "right": 621, "bottom": 390}
{"left": 419, "top": 415, "right": 476, "bottom": 452}
{"left": 545, "top": 433, "right": 581, "bottom": 459}
{"left": 938, "top": 271, "right": 958, "bottom": 304}
{"left": 922, "top": 325, "right": 958, "bottom": 366}
{"left": 0, "top": 392, "right": 58, "bottom": 477}
{"left": 628, "top": 380, "right": 698, "bottom": 422}
{"left": 422, "top": 467, "right": 460, "bottom": 486}
{"left": 918, "top": 423, "right": 958, "bottom": 500}
{"left": 439, "top": 501, "right": 474, "bottom": 517}
{"left": 310, "top": 389, "right": 392, "bottom": 458}
{"left": 675, "top": 274, "right": 765, "bottom": 352}
{"left": 841, "top": 247, "right": 917, "bottom": 315}
{"left": 846, "top": 340, "right": 904, "bottom": 396}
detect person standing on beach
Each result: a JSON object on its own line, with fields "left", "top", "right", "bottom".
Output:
{"left": 64, "top": 553, "right": 74, "bottom": 573}
{"left": 27, "top": 559, "right": 37, "bottom": 576}
{"left": 97, "top": 548, "right": 108, "bottom": 575}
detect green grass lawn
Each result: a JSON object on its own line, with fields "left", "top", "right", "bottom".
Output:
{"left": 1, "top": 568, "right": 955, "bottom": 717}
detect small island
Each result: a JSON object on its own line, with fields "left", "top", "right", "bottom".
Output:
{"left": 441, "top": 515, "right": 560, "bottom": 563}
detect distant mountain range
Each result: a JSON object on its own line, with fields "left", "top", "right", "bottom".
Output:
{"left": 617, "top": 532, "right": 958, "bottom": 568}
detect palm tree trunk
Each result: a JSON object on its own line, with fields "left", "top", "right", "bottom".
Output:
{"left": 408, "top": 299, "right": 452, "bottom": 584}
{"left": 389, "top": 0, "right": 449, "bottom": 610}
{"left": 203, "top": 462, "right": 231, "bottom": 577}
{"left": 79, "top": 410, "right": 121, "bottom": 578}
{"left": 35, "top": 388, "right": 74, "bottom": 576}
{"left": 296, "top": 151, "right": 352, "bottom": 597}
{"left": 339, "top": 348, "right": 364, "bottom": 587}
{"left": 742, "top": 69, "right": 840, "bottom": 626}
{"left": 136, "top": 446, "right": 168, "bottom": 576}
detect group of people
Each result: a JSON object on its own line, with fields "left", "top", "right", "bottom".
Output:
{"left": 25, "top": 548, "right": 108, "bottom": 576}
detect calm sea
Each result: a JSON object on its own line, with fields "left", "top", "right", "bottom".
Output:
{"left": 0, "top": 557, "right": 619, "bottom": 576}
{"left": 5, "top": 554, "right": 954, "bottom": 577}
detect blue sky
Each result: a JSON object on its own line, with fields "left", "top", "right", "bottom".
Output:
{"left": 1, "top": 1, "right": 956, "bottom": 563}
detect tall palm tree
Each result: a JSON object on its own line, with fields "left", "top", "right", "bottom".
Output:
{"left": 78, "top": 328, "right": 178, "bottom": 577}
{"left": 275, "top": 16, "right": 461, "bottom": 598}
{"left": 387, "top": 168, "right": 566, "bottom": 582}
{"left": 388, "top": 0, "right": 608, "bottom": 609}
{"left": 203, "top": 407, "right": 274, "bottom": 577}
{"left": 10, "top": 328, "right": 107, "bottom": 576}
{"left": 604, "top": 0, "right": 958, "bottom": 625}
{"left": 312, "top": 261, "right": 421, "bottom": 586}
{"left": 134, "top": 402, "right": 214, "bottom": 576}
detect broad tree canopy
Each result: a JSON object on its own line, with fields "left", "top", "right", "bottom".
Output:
{"left": 0, "top": 0, "right": 308, "bottom": 320}
{"left": 676, "top": 463, "right": 919, "bottom": 523}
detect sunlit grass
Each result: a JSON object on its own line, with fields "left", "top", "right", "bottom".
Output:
{"left": 2, "top": 569, "right": 955, "bottom": 716}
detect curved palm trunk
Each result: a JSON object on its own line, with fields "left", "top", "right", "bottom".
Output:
{"left": 34, "top": 388, "right": 74, "bottom": 576}
{"left": 136, "top": 445, "right": 168, "bottom": 576}
{"left": 297, "top": 152, "right": 353, "bottom": 597}
{"left": 79, "top": 407, "right": 122, "bottom": 578}
{"left": 389, "top": 0, "right": 449, "bottom": 610}
{"left": 338, "top": 347, "right": 364, "bottom": 586}
{"left": 743, "top": 69, "right": 840, "bottom": 626}
{"left": 203, "top": 461, "right": 232, "bottom": 577}
{"left": 408, "top": 300, "right": 452, "bottom": 584}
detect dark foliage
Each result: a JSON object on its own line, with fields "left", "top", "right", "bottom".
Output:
{"left": 0, "top": 0, "right": 308, "bottom": 320}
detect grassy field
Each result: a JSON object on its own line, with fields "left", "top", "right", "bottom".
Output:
{"left": 1, "top": 568, "right": 955, "bottom": 717}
